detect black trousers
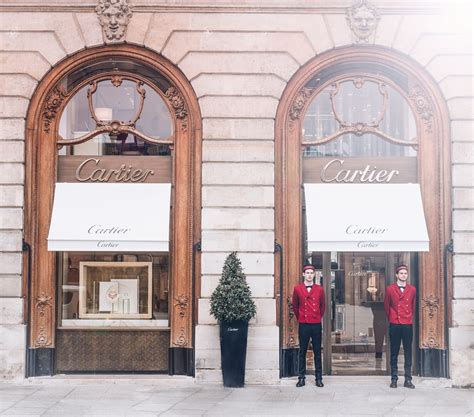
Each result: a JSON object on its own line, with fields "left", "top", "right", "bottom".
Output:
{"left": 298, "top": 323, "right": 322, "bottom": 380}
{"left": 389, "top": 324, "right": 413, "bottom": 381}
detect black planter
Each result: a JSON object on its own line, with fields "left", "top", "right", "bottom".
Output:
{"left": 219, "top": 320, "right": 249, "bottom": 387}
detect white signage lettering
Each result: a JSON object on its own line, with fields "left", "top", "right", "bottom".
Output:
{"left": 321, "top": 159, "right": 399, "bottom": 183}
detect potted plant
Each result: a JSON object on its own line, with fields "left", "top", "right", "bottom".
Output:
{"left": 210, "top": 252, "right": 256, "bottom": 387}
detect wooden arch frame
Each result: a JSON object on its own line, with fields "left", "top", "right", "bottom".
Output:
{"left": 24, "top": 45, "right": 202, "bottom": 376}
{"left": 275, "top": 46, "right": 452, "bottom": 377}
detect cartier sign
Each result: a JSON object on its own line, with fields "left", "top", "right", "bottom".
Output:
{"left": 57, "top": 156, "right": 172, "bottom": 183}
{"left": 303, "top": 157, "right": 417, "bottom": 184}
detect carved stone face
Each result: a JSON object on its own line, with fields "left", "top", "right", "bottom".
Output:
{"left": 96, "top": 0, "right": 132, "bottom": 41}
{"left": 347, "top": 1, "right": 380, "bottom": 43}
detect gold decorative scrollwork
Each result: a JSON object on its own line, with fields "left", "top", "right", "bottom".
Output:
{"left": 42, "top": 85, "right": 68, "bottom": 133}
{"left": 35, "top": 293, "right": 52, "bottom": 347}
{"left": 422, "top": 295, "right": 440, "bottom": 319}
{"left": 290, "top": 88, "right": 315, "bottom": 122}
{"left": 287, "top": 296, "right": 297, "bottom": 347}
{"left": 165, "top": 87, "right": 188, "bottom": 129}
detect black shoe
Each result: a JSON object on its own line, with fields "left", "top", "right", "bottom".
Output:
{"left": 390, "top": 380, "right": 397, "bottom": 388}
{"left": 404, "top": 380, "right": 415, "bottom": 389}
{"left": 296, "top": 378, "right": 305, "bottom": 387}
{"left": 315, "top": 379, "right": 324, "bottom": 387}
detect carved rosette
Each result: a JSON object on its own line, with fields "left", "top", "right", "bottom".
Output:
{"left": 42, "top": 85, "right": 68, "bottom": 133}
{"left": 35, "top": 293, "right": 53, "bottom": 347}
{"left": 422, "top": 328, "right": 440, "bottom": 349}
{"left": 165, "top": 87, "right": 188, "bottom": 130}
{"left": 173, "top": 327, "right": 187, "bottom": 347}
{"left": 422, "top": 294, "right": 440, "bottom": 319}
{"left": 409, "top": 86, "right": 434, "bottom": 132}
{"left": 96, "top": 0, "right": 133, "bottom": 42}
{"left": 346, "top": 0, "right": 380, "bottom": 44}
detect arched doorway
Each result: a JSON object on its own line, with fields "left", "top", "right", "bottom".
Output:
{"left": 275, "top": 47, "right": 451, "bottom": 378}
{"left": 24, "top": 45, "right": 201, "bottom": 376}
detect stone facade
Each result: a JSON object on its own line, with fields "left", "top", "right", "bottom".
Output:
{"left": 0, "top": 0, "right": 472, "bottom": 386}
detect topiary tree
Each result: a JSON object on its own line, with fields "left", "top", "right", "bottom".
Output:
{"left": 210, "top": 252, "right": 256, "bottom": 323}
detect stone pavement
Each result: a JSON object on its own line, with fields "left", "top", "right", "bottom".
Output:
{"left": 0, "top": 376, "right": 472, "bottom": 417}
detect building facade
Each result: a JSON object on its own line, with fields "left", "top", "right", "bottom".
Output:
{"left": 0, "top": 0, "right": 472, "bottom": 387}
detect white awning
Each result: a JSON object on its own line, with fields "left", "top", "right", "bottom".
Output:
{"left": 304, "top": 183, "right": 429, "bottom": 252}
{"left": 48, "top": 183, "right": 171, "bottom": 251}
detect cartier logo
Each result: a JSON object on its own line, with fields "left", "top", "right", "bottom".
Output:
{"left": 321, "top": 159, "right": 399, "bottom": 183}
{"left": 75, "top": 158, "right": 155, "bottom": 183}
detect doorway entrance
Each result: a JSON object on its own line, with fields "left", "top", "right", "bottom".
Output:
{"left": 311, "top": 252, "right": 418, "bottom": 375}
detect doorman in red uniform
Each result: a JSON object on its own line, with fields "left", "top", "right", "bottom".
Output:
{"left": 292, "top": 264, "right": 325, "bottom": 387}
{"left": 384, "top": 264, "right": 416, "bottom": 389}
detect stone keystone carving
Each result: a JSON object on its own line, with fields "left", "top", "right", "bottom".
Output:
{"left": 346, "top": 0, "right": 380, "bottom": 44}
{"left": 96, "top": 0, "right": 133, "bottom": 42}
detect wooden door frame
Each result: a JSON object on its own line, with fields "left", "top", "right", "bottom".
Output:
{"left": 24, "top": 45, "right": 202, "bottom": 376}
{"left": 275, "top": 46, "right": 452, "bottom": 378}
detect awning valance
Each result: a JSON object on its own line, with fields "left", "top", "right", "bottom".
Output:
{"left": 48, "top": 183, "right": 171, "bottom": 251}
{"left": 304, "top": 183, "right": 429, "bottom": 252}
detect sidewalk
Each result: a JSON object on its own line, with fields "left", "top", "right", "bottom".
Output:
{"left": 0, "top": 376, "right": 471, "bottom": 417}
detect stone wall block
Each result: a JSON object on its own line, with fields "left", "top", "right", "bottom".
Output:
{"left": 453, "top": 210, "right": 474, "bottom": 231}
{"left": 254, "top": 298, "right": 276, "bottom": 325}
{"left": 323, "top": 14, "right": 351, "bottom": 47}
{"left": 451, "top": 300, "right": 474, "bottom": 326}
{"left": 0, "top": 97, "right": 29, "bottom": 118}
{"left": 0, "top": 74, "right": 37, "bottom": 100}
{"left": 448, "top": 98, "right": 474, "bottom": 121}
{"left": 410, "top": 33, "right": 473, "bottom": 67}
{"left": 201, "top": 252, "right": 274, "bottom": 275}
{"left": 126, "top": 13, "right": 152, "bottom": 45}
{"left": 0, "top": 208, "right": 22, "bottom": 229}
{"left": 451, "top": 120, "right": 473, "bottom": 142}
{"left": 426, "top": 55, "right": 473, "bottom": 82}
{"left": 449, "top": 344, "right": 473, "bottom": 387}
{"left": 453, "top": 232, "right": 474, "bottom": 253}
{"left": 0, "top": 142, "right": 24, "bottom": 163}
{"left": 193, "top": 74, "right": 286, "bottom": 99}
{"left": 163, "top": 31, "right": 314, "bottom": 65}
{"left": 202, "top": 162, "right": 274, "bottom": 185}
{"left": 202, "top": 230, "right": 274, "bottom": 252}
{"left": 0, "top": 12, "right": 85, "bottom": 54}
{"left": 0, "top": 119, "right": 24, "bottom": 141}
{"left": 202, "top": 186, "right": 274, "bottom": 207}
{"left": 0, "top": 298, "right": 23, "bottom": 325}
{"left": 203, "top": 141, "right": 274, "bottom": 162}
{"left": 375, "top": 15, "right": 402, "bottom": 47}
{"left": 452, "top": 165, "right": 474, "bottom": 188}
{"left": 198, "top": 298, "right": 216, "bottom": 325}
{"left": 453, "top": 189, "right": 474, "bottom": 209}
{"left": 453, "top": 143, "right": 474, "bottom": 164}
{"left": 202, "top": 207, "right": 274, "bottom": 230}
{"left": 0, "top": 32, "right": 65, "bottom": 65}
{"left": 0, "top": 276, "right": 22, "bottom": 298}
{"left": 453, "top": 277, "right": 474, "bottom": 299}
{"left": 0, "top": 231, "right": 22, "bottom": 252}
{"left": 179, "top": 52, "right": 299, "bottom": 81}
{"left": 453, "top": 254, "right": 474, "bottom": 276}
{"left": 0, "top": 186, "right": 23, "bottom": 207}
{"left": 0, "top": 164, "right": 24, "bottom": 185}
{"left": 0, "top": 52, "right": 51, "bottom": 81}
{"left": 0, "top": 324, "right": 26, "bottom": 351}
{"left": 199, "top": 96, "right": 278, "bottom": 119}
{"left": 201, "top": 275, "right": 274, "bottom": 298}
{"left": 75, "top": 13, "right": 103, "bottom": 47}
{"left": 0, "top": 253, "right": 22, "bottom": 275}
{"left": 440, "top": 76, "right": 474, "bottom": 101}
{"left": 203, "top": 118, "right": 274, "bottom": 140}
{"left": 392, "top": 15, "right": 445, "bottom": 54}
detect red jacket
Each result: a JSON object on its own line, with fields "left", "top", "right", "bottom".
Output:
{"left": 384, "top": 283, "right": 416, "bottom": 325}
{"left": 292, "top": 283, "right": 325, "bottom": 324}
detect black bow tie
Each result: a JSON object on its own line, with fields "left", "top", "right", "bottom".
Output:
{"left": 306, "top": 285, "right": 312, "bottom": 289}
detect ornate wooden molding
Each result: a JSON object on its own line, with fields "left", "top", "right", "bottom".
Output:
{"left": 289, "top": 87, "right": 315, "bottom": 122}
{"left": 96, "top": 0, "right": 133, "bottom": 42}
{"left": 422, "top": 328, "right": 440, "bottom": 349}
{"left": 173, "top": 327, "right": 187, "bottom": 347}
{"left": 346, "top": 0, "right": 380, "bottom": 44}
{"left": 174, "top": 294, "right": 189, "bottom": 319}
{"left": 286, "top": 297, "right": 296, "bottom": 347}
{"left": 422, "top": 294, "right": 440, "bottom": 319}
{"left": 165, "top": 87, "right": 188, "bottom": 130}
{"left": 34, "top": 293, "right": 53, "bottom": 347}
{"left": 409, "top": 85, "right": 434, "bottom": 132}
{"left": 42, "top": 85, "right": 68, "bottom": 133}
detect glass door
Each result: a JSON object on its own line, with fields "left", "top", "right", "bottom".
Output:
{"left": 312, "top": 251, "right": 416, "bottom": 375}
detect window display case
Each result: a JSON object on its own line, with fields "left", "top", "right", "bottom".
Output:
{"left": 79, "top": 261, "right": 152, "bottom": 319}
